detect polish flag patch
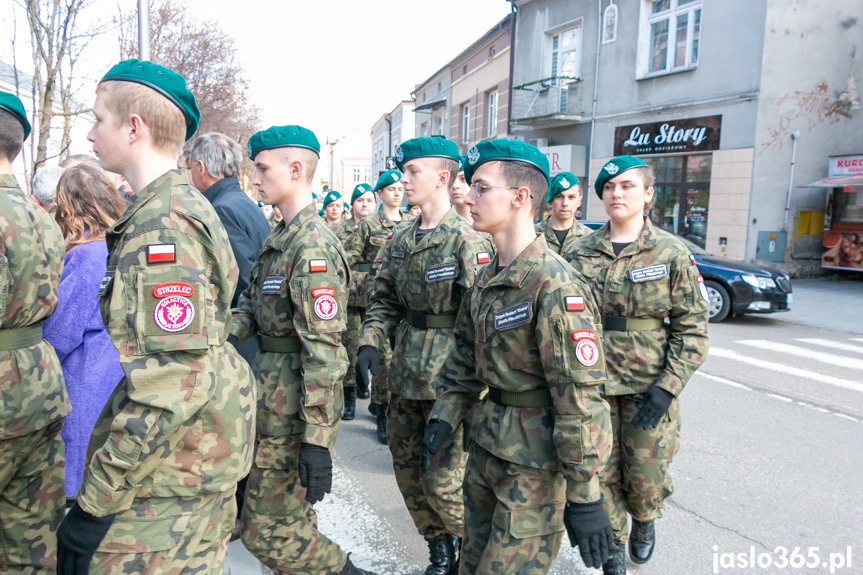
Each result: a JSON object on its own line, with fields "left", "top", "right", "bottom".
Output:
{"left": 309, "top": 259, "right": 327, "bottom": 273}
{"left": 565, "top": 296, "right": 585, "bottom": 312}
{"left": 147, "top": 244, "right": 175, "bottom": 263}
{"left": 689, "top": 254, "right": 697, "bottom": 265}
{"left": 387, "top": 231, "right": 394, "bottom": 239}
{"left": 477, "top": 252, "right": 490, "bottom": 264}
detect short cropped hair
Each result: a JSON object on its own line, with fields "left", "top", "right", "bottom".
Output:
{"left": 630, "top": 165, "right": 656, "bottom": 189}
{"left": 500, "top": 161, "right": 548, "bottom": 212}
{"left": 0, "top": 109, "right": 25, "bottom": 162}
{"left": 32, "top": 166, "right": 66, "bottom": 205}
{"left": 436, "top": 158, "right": 459, "bottom": 192}
{"left": 189, "top": 132, "right": 243, "bottom": 178}
{"left": 97, "top": 81, "right": 186, "bottom": 156}
{"left": 277, "top": 147, "right": 319, "bottom": 184}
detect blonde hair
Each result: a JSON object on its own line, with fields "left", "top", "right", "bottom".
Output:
{"left": 278, "top": 147, "right": 319, "bottom": 184}
{"left": 55, "top": 164, "right": 127, "bottom": 252}
{"left": 97, "top": 80, "right": 186, "bottom": 156}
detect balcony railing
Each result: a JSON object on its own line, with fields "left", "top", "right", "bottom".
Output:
{"left": 511, "top": 76, "right": 582, "bottom": 124}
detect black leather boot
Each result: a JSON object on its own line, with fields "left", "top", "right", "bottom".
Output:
{"left": 340, "top": 556, "right": 376, "bottom": 575}
{"left": 343, "top": 386, "right": 356, "bottom": 421}
{"left": 425, "top": 534, "right": 455, "bottom": 575}
{"left": 357, "top": 386, "right": 370, "bottom": 399}
{"left": 368, "top": 402, "right": 377, "bottom": 416}
{"left": 376, "top": 404, "right": 388, "bottom": 445}
{"left": 603, "top": 543, "right": 627, "bottom": 575}
{"left": 629, "top": 519, "right": 655, "bottom": 564}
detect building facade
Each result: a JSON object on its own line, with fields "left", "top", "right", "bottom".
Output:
{"left": 371, "top": 100, "right": 415, "bottom": 178}
{"left": 511, "top": 0, "right": 863, "bottom": 272}
{"left": 414, "top": 65, "right": 452, "bottom": 139}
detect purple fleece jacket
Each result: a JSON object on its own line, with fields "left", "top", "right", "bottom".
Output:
{"left": 43, "top": 240, "right": 124, "bottom": 498}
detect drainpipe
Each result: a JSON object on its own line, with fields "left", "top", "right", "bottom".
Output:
{"left": 586, "top": 0, "right": 603, "bottom": 218}
{"left": 783, "top": 131, "right": 800, "bottom": 232}
{"left": 506, "top": 2, "right": 516, "bottom": 136}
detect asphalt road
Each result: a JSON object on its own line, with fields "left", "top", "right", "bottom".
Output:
{"left": 225, "top": 284, "right": 863, "bottom": 575}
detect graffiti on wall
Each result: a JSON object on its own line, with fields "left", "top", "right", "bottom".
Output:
{"left": 760, "top": 81, "right": 853, "bottom": 155}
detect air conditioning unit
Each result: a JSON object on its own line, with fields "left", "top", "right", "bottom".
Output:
{"left": 530, "top": 138, "right": 550, "bottom": 148}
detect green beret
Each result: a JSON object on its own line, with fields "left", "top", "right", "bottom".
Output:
{"left": 247, "top": 125, "right": 320, "bottom": 160}
{"left": 0, "top": 91, "right": 31, "bottom": 140}
{"left": 374, "top": 170, "right": 402, "bottom": 192}
{"left": 318, "top": 208, "right": 324, "bottom": 216}
{"left": 464, "top": 138, "right": 549, "bottom": 185}
{"left": 343, "top": 202, "right": 350, "bottom": 213}
{"left": 594, "top": 155, "right": 648, "bottom": 199}
{"left": 351, "top": 183, "right": 373, "bottom": 203}
{"left": 312, "top": 191, "right": 317, "bottom": 200}
{"left": 406, "top": 204, "right": 415, "bottom": 210}
{"left": 322, "top": 190, "right": 341, "bottom": 208}
{"left": 394, "top": 137, "right": 460, "bottom": 171}
{"left": 459, "top": 155, "right": 466, "bottom": 172}
{"left": 547, "top": 171, "right": 580, "bottom": 203}
{"left": 101, "top": 59, "right": 200, "bottom": 141}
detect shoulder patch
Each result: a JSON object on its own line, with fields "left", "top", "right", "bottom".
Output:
{"left": 572, "top": 329, "right": 597, "bottom": 341}
{"left": 152, "top": 282, "right": 194, "bottom": 298}
{"left": 565, "top": 295, "right": 585, "bottom": 312}
{"left": 309, "top": 259, "right": 327, "bottom": 273}
{"left": 154, "top": 296, "right": 195, "bottom": 332}
{"left": 147, "top": 244, "right": 176, "bottom": 263}
{"left": 689, "top": 254, "right": 697, "bottom": 265}
{"left": 387, "top": 230, "right": 394, "bottom": 239}
{"left": 575, "top": 340, "right": 600, "bottom": 366}
{"left": 697, "top": 275, "right": 709, "bottom": 301}
{"left": 477, "top": 252, "right": 490, "bottom": 264}
{"left": 311, "top": 287, "right": 335, "bottom": 298}
{"left": 313, "top": 293, "right": 338, "bottom": 320}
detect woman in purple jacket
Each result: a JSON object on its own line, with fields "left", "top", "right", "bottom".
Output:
{"left": 44, "top": 164, "right": 127, "bottom": 503}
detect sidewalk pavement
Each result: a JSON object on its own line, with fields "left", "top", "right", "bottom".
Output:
{"left": 772, "top": 277, "right": 863, "bottom": 334}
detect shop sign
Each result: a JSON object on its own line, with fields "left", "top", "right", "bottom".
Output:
{"left": 614, "top": 115, "right": 722, "bottom": 156}
{"left": 538, "top": 144, "right": 587, "bottom": 177}
{"left": 828, "top": 155, "right": 863, "bottom": 177}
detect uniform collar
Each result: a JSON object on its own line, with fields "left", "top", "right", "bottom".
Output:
{"left": 581, "top": 217, "right": 656, "bottom": 257}
{"left": 404, "top": 206, "right": 461, "bottom": 252}
{"left": 480, "top": 234, "right": 548, "bottom": 289}
{"left": 271, "top": 202, "right": 318, "bottom": 250}
{"left": 0, "top": 173, "right": 21, "bottom": 190}
{"left": 109, "top": 169, "right": 186, "bottom": 234}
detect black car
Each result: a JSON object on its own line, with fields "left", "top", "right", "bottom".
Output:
{"left": 578, "top": 221, "right": 793, "bottom": 322}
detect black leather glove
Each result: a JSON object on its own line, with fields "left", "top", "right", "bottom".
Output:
{"left": 57, "top": 503, "right": 115, "bottom": 574}
{"left": 563, "top": 497, "right": 614, "bottom": 569}
{"left": 633, "top": 385, "right": 674, "bottom": 430}
{"left": 355, "top": 345, "right": 379, "bottom": 396}
{"left": 298, "top": 443, "right": 333, "bottom": 505}
{"left": 227, "top": 334, "right": 239, "bottom": 348}
{"left": 462, "top": 405, "right": 477, "bottom": 454}
{"left": 420, "top": 420, "right": 453, "bottom": 476}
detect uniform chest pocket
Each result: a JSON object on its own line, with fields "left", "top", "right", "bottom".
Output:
{"left": 134, "top": 273, "right": 209, "bottom": 355}
{"left": 370, "top": 233, "right": 387, "bottom": 248}
{"left": 626, "top": 265, "right": 672, "bottom": 316}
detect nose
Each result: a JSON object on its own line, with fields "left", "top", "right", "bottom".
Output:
{"left": 86, "top": 125, "right": 95, "bottom": 143}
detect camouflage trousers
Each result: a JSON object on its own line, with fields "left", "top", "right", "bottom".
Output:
{"left": 88, "top": 489, "right": 236, "bottom": 574}
{"left": 342, "top": 307, "right": 363, "bottom": 389}
{"left": 372, "top": 338, "right": 391, "bottom": 407}
{"left": 0, "top": 419, "right": 65, "bottom": 574}
{"left": 240, "top": 433, "right": 348, "bottom": 574}
{"left": 460, "top": 444, "right": 566, "bottom": 575}
{"left": 387, "top": 395, "right": 465, "bottom": 539}
{"left": 600, "top": 393, "right": 680, "bottom": 543}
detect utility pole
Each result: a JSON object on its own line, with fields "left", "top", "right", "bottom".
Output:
{"left": 138, "top": 0, "right": 150, "bottom": 60}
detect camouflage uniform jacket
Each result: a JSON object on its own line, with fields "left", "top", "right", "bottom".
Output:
{"left": 79, "top": 170, "right": 255, "bottom": 517}
{"left": 332, "top": 216, "right": 359, "bottom": 248}
{"left": 0, "top": 174, "right": 68, "bottom": 440}
{"left": 562, "top": 218, "right": 709, "bottom": 397}
{"left": 232, "top": 202, "right": 350, "bottom": 450}
{"left": 359, "top": 207, "right": 492, "bottom": 400}
{"left": 430, "top": 235, "right": 610, "bottom": 503}
{"left": 535, "top": 218, "right": 592, "bottom": 255}
{"left": 344, "top": 211, "right": 411, "bottom": 309}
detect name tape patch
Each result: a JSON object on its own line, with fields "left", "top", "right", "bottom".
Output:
{"left": 426, "top": 263, "right": 458, "bottom": 283}
{"left": 97, "top": 270, "right": 115, "bottom": 297}
{"left": 153, "top": 282, "right": 194, "bottom": 298}
{"left": 261, "top": 275, "right": 285, "bottom": 294}
{"left": 494, "top": 301, "right": 532, "bottom": 330}
{"left": 575, "top": 340, "right": 600, "bottom": 366}
{"left": 565, "top": 296, "right": 585, "bottom": 312}
{"left": 392, "top": 248, "right": 406, "bottom": 259}
{"left": 154, "top": 296, "right": 195, "bottom": 332}
{"left": 630, "top": 264, "right": 668, "bottom": 283}
{"left": 309, "top": 259, "right": 327, "bottom": 273}
{"left": 147, "top": 244, "right": 176, "bottom": 264}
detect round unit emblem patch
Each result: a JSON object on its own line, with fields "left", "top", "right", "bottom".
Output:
{"left": 575, "top": 340, "right": 599, "bottom": 367}
{"left": 697, "top": 275, "right": 709, "bottom": 302}
{"left": 154, "top": 295, "right": 195, "bottom": 332}
{"left": 605, "top": 162, "right": 619, "bottom": 175}
{"left": 314, "top": 295, "right": 338, "bottom": 320}
{"left": 467, "top": 146, "right": 480, "bottom": 165}
{"left": 395, "top": 147, "right": 404, "bottom": 163}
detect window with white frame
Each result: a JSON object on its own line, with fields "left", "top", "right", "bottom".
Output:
{"left": 461, "top": 104, "right": 470, "bottom": 143}
{"left": 487, "top": 92, "right": 498, "bottom": 137}
{"left": 646, "top": 0, "right": 701, "bottom": 75}
{"left": 550, "top": 23, "right": 582, "bottom": 82}
{"left": 603, "top": 2, "right": 618, "bottom": 44}
{"left": 353, "top": 167, "right": 361, "bottom": 183}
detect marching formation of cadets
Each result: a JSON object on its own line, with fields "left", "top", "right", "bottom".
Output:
{"left": 0, "top": 59, "right": 708, "bottom": 575}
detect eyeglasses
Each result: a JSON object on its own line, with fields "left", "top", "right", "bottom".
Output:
{"left": 470, "top": 182, "right": 520, "bottom": 198}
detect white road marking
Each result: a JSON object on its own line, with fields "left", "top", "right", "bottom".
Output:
{"left": 852, "top": 338, "right": 863, "bottom": 343}
{"left": 737, "top": 339, "right": 863, "bottom": 371}
{"left": 695, "top": 371, "right": 753, "bottom": 391}
{"left": 796, "top": 338, "right": 863, "bottom": 355}
{"left": 709, "top": 347, "right": 863, "bottom": 393}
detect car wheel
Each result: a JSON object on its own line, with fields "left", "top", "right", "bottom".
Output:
{"left": 705, "top": 280, "right": 731, "bottom": 323}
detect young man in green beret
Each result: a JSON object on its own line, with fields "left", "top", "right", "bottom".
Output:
{"left": 344, "top": 170, "right": 410, "bottom": 443}
{"left": 56, "top": 60, "right": 256, "bottom": 574}
{"left": 562, "top": 156, "right": 709, "bottom": 574}
{"left": 230, "top": 125, "right": 372, "bottom": 575}
{"left": 334, "top": 182, "right": 376, "bottom": 420}
{"left": 322, "top": 190, "right": 344, "bottom": 226}
{"left": 535, "top": 171, "right": 591, "bottom": 254}
{"left": 421, "top": 139, "right": 614, "bottom": 575}
{"left": 0, "top": 91, "right": 68, "bottom": 573}
{"left": 449, "top": 156, "right": 474, "bottom": 225}
{"left": 356, "top": 138, "right": 493, "bottom": 574}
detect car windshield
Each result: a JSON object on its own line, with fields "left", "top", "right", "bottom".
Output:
{"left": 674, "top": 234, "right": 708, "bottom": 255}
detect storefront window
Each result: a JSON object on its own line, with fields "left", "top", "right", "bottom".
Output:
{"left": 835, "top": 188, "right": 863, "bottom": 223}
{"left": 644, "top": 154, "right": 711, "bottom": 248}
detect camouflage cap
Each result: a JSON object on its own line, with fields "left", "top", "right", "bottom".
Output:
{"left": 394, "top": 137, "right": 461, "bottom": 171}
{"left": 0, "top": 91, "right": 31, "bottom": 140}
{"left": 247, "top": 125, "right": 320, "bottom": 160}
{"left": 374, "top": 170, "right": 402, "bottom": 192}
{"left": 547, "top": 171, "right": 580, "bottom": 203}
{"left": 464, "top": 138, "right": 549, "bottom": 185}
{"left": 594, "top": 155, "right": 648, "bottom": 199}
{"left": 100, "top": 59, "right": 200, "bottom": 141}
{"left": 351, "top": 183, "right": 373, "bottom": 203}
{"left": 322, "top": 190, "right": 341, "bottom": 208}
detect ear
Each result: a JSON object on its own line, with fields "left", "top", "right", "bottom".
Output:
{"left": 128, "top": 113, "right": 145, "bottom": 144}
{"left": 512, "top": 185, "right": 532, "bottom": 210}
{"left": 290, "top": 159, "right": 303, "bottom": 181}
{"left": 644, "top": 185, "right": 655, "bottom": 203}
{"left": 437, "top": 169, "right": 451, "bottom": 189}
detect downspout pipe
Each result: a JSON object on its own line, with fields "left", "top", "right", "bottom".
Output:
{"left": 506, "top": 1, "right": 516, "bottom": 137}
{"left": 783, "top": 131, "right": 800, "bottom": 232}
{"left": 586, "top": 0, "right": 603, "bottom": 218}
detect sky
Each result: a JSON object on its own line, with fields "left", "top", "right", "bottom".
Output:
{"left": 2, "top": 0, "right": 513, "bottom": 142}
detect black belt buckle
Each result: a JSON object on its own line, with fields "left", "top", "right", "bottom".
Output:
{"left": 409, "top": 311, "right": 429, "bottom": 329}
{"left": 487, "top": 388, "right": 503, "bottom": 406}
{"left": 604, "top": 314, "right": 628, "bottom": 332}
